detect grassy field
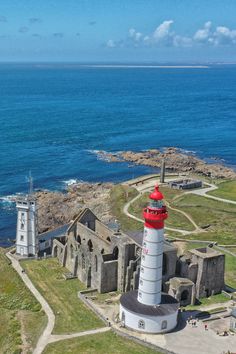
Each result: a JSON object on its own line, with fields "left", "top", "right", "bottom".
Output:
{"left": 218, "top": 249, "right": 236, "bottom": 289}
{"left": 129, "top": 190, "right": 194, "bottom": 231}
{"left": 184, "top": 293, "right": 229, "bottom": 310}
{"left": 110, "top": 185, "right": 143, "bottom": 231}
{"left": 208, "top": 180, "right": 236, "bottom": 201}
{"left": 43, "top": 331, "right": 161, "bottom": 354}
{"left": 22, "top": 258, "right": 104, "bottom": 334}
{"left": 172, "top": 194, "right": 236, "bottom": 245}
{"left": 0, "top": 248, "right": 45, "bottom": 354}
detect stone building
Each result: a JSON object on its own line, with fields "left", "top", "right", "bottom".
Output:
{"left": 53, "top": 208, "right": 225, "bottom": 305}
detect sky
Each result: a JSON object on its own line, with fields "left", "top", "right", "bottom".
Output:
{"left": 0, "top": 0, "right": 236, "bottom": 63}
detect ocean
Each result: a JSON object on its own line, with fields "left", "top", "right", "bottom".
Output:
{"left": 1, "top": 63, "right": 236, "bottom": 245}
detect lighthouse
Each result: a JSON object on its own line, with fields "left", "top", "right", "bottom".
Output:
{"left": 120, "top": 185, "right": 179, "bottom": 333}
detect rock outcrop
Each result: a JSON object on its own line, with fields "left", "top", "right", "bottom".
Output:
{"left": 36, "top": 182, "right": 113, "bottom": 234}
{"left": 98, "top": 148, "right": 236, "bottom": 179}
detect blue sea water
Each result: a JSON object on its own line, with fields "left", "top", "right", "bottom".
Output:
{"left": 1, "top": 63, "right": 236, "bottom": 245}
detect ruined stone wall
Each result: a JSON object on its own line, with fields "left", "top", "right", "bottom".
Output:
{"left": 100, "top": 260, "right": 118, "bottom": 293}
{"left": 195, "top": 254, "right": 225, "bottom": 298}
{"left": 95, "top": 220, "right": 113, "bottom": 241}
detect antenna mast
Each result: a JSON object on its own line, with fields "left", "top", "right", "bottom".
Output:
{"left": 29, "top": 171, "right": 33, "bottom": 195}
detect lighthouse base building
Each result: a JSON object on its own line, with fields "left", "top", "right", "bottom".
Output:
{"left": 120, "top": 291, "right": 179, "bottom": 333}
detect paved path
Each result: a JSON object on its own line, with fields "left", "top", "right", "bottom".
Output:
{"left": 49, "top": 327, "right": 110, "bottom": 344}
{"left": 6, "top": 251, "right": 110, "bottom": 353}
{"left": 186, "top": 182, "right": 236, "bottom": 205}
{"left": 123, "top": 187, "right": 197, "bottom": 236}
{"left": 6, "top": 251, "right": 55, "bottom": 354}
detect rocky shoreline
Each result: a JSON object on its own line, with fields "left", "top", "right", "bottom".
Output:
{"left": 36, "top": 182, "right": 113, "bottom": 234}
{"left": 25, "top": 147, "right": 236, "bottom": 234}
{"left": 97, "top": 147, "right": 236, "bottom": 180}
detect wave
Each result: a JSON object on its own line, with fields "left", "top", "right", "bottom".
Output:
{"left": 86, "top": 149, "right": 122, "bottom": 162}
{"left": 62, "top": 179, "right": 78, "bottom": 186}
{"left": 0, "top": 194, "right": 18, "bottom": 210}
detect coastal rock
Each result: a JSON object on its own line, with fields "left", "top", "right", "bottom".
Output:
{"left": 36, "top": 182, "right": 113, "bottom": 234}
{"left": 101, "top": 148, "right": 236, "bottom": 179}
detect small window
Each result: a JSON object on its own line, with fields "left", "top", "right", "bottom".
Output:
{"left": 142, "top": 255, "right": 145, "bottom": 261}
{"left": 138, "top": 292, "right": 142, "bottom": 298}
{"left": 20, "top": 235, "right": 24, "bottom": 241}
{"left": 21, "top": 213, "right": 25, "bottom": 217}
{"left": 21, "top": 223, "right": 24, "bottom": 230}
{"left": 140, "top": 279, "right": 143, "bottom": 285}
{"left": 141, "top": 267, "right": 144, "bottom": 273}
{"left": 143, "top": 242, "right": 146, "bottom": 247}
{"left": 138, "top": 320, "right": 145, "bottom": 329}
{"left": 161, "top": 320, "right": 167, "bottom": 330}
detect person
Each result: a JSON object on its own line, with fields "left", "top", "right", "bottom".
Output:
{"left": 204, "top": 324, "right": 208, "bottom": 331}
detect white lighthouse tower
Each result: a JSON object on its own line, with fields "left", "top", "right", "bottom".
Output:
{"left": 120, "top": 185, "right": 179, "bottom": 333}
{"left": 15, "top": 176, "right": 38, "bottom": 257}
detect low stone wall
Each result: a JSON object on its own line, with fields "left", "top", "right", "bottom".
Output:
{"left": 78, "top": 290, "right": 175, "bottom": 354}
{"left": 112, "top": 327, "right": 176, "bottom": 354}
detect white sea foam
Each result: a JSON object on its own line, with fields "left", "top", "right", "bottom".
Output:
{"left": 0, "top": 194, "right": 18, "bottom": 210}
{"left": 87, "top": 149, "right": 122, "bottom": 162}
{"left": 63, "top": 179, "right": 78, "bottom": 186}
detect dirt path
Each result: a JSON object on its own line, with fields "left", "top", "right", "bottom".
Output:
{"left": 48, "top": 327, "right": 111, "bottom": 344}
{"left": 123, "top": 186, "right": 199, "bottom": 236}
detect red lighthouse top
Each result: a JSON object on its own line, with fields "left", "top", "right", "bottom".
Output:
{"left": 143, "top": 185, "right": 168, "bottom": 229}
{"left": 149, "top": 185, "right": 164, "bottom": 201}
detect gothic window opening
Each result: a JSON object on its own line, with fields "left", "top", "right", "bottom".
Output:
{"left": 94, "top": 255, "right": 98, "bottom": 272}
{"left": 88, "top": 239, "right": 93, "bottom": 252}
{"left": 76, "top": 235, "right": 81, "bottom": 244}
{"left": 112, "top": 246, "right": 119, "bottom": 260}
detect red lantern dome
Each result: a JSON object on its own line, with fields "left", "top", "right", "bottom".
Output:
{"left": 149, "top": 185, "right": 164, "bottom": 201}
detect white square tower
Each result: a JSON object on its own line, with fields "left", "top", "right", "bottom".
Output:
{"left": 15, "top": 196, "right": 38, "bottom": 256}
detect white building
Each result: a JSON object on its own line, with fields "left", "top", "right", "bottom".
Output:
{"left": 120, "top": 185, "right": 179, "bottom": 333}
{"left": 15, "top": 195, "right": 38, "bottom": 256}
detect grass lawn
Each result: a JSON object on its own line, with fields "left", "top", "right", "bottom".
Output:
{"left": 21, "top": 258, "right": 104, "bottom": 334}
{"left": 184, "top": 293, "right": 229, "bottom": 310}
{"left": 216, "top": 248, "right": 236, "bottom": 289}
{"left": 208, "top": 180, "right": 236, "bottom": 201}
{"left": 43, "top": 331, "right": 161, "bottom": 354}
{"left": 172, "top": 194, "right": 236, "bottom": 245}
{"left": 110, "top": 185, "right": 143, "bottom": 231}
{"left": 129, "top": 191, "right": 194, "bottom": 231}
{"left": 0, "top": 248, "right": 45, "bottom": 354}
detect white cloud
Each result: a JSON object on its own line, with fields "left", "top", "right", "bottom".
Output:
{"left": 153, "top": 20, "right": 173, "bottom": 42}
{"left": 194, "top": 21, "right": 212, "bottom": 42}
{"left": 106, "top": 20, "right": 236, "bottom": 49}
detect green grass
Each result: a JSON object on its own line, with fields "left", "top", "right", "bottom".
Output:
{"left": 0, "top": 248, "right": 45, "bottom": 354}
{"left": 208, "top": 180, "right": 236, "bottom": 201}
{"left": 184, "top": 293, "right": 229, "bottom": 310}
{"left": 217, "top": 248, "right": 236, "bottom": 289}
{"left": 22, "top": 258, "right": 104, "bottom": 334}
{"left": 172, "top": 194, "right": 236, "bottom": 244}
{"left": 110, "top": 185, "right": 143, "bottom": 231}
{"left": 43, "top": 331, "right": 161, "bottom": 354}
{"left": 129, "top": 191, "right": 194, "bottom": 231}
